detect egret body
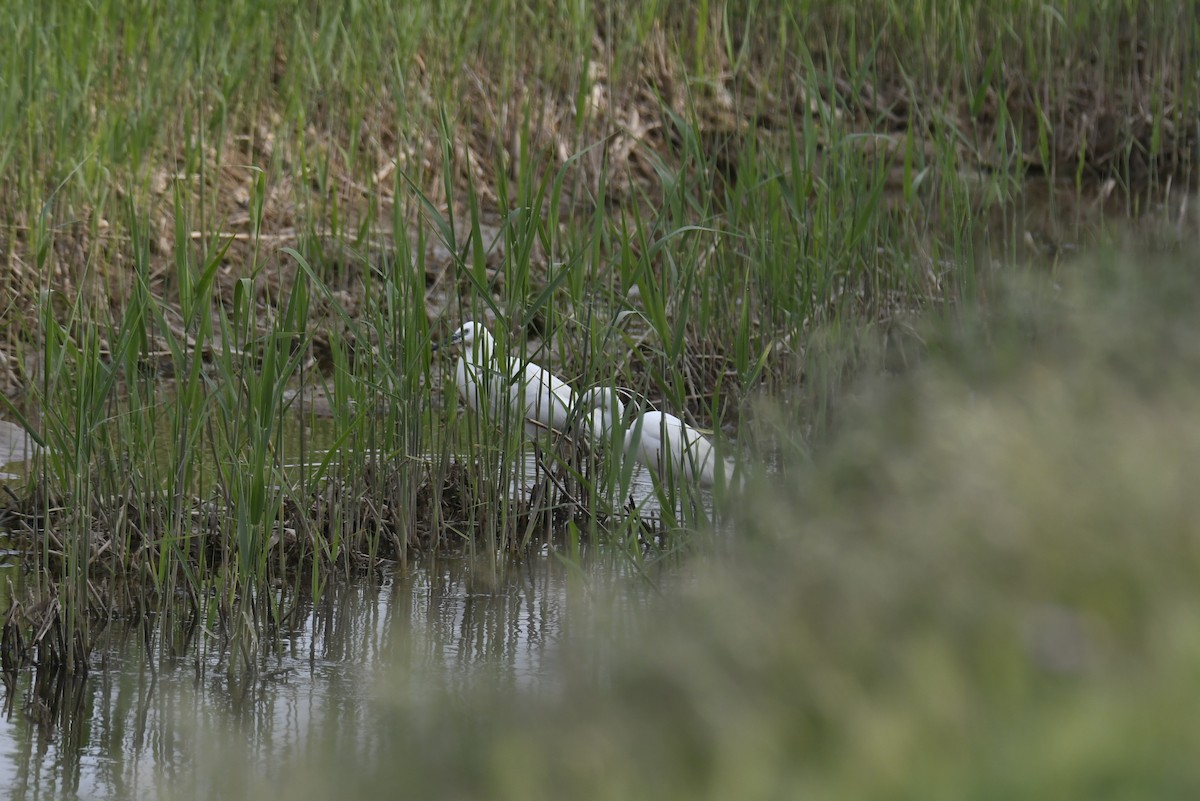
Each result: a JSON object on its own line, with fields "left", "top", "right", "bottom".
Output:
{"left": 441, "top": 321, "right": 576, "bottom": 438}
{"left": 578, "top": 387, "right": 739, "bottom": 490}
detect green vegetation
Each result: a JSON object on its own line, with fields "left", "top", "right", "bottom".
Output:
{"left": 0, "top": 0, "right": 1196, "bottom": 696}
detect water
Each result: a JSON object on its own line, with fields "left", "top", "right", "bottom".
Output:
{"left": 0, "top": 556, "right": 652, "bottom": 800}
{"left": 0, "top": 421, "right": 35, "bottom": 482}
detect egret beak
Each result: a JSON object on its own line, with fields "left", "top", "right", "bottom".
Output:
{"left": 432, "top": 331, "right": 464, "bottom": 353}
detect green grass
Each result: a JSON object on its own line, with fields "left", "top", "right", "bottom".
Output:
{"left": 0, "top": 0, "right": 1196, "bottom": 672}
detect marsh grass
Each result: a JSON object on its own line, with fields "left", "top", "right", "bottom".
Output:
{"left": 0, "top": 0, "right": 1197, "bottom": 673}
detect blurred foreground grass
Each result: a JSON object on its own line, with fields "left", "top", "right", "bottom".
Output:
{"left": 181, "top": 246, "right": 1200, "bottom": 799}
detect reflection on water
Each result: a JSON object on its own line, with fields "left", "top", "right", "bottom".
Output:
{"left": 513, "top": 448, "right": 679, "bottom": 514}
{"left": 407, "top": 558, "right": 566, "bottom": 694}
{"left": 0, "top": 556, "right": 647, "bottom": 800}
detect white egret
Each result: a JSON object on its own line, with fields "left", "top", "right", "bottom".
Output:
{"left": 578, "top": 387, "right": 740, "bottom": 491}
{"left": 438, "top": 320, "right": 576, "bottom": 438}
{"left": 576, "top": 386, "right": 626, "bottom": 442}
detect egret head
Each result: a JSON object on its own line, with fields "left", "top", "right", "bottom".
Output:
{"left": 438, "top": 320, "right": 495, "bottom": 363}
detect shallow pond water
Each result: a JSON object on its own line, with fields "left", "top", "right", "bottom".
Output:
{"left": 0, "top": 555, "right": 658, "bottom": 800}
